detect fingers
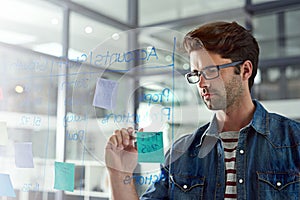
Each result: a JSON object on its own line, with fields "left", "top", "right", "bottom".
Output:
{"left": 115, "top": 129, "right": 124, "bottom": 150}
{"left": 125, "top": 127, "right": 134, "bottom": 146}
{"left": 108, "top": 127, "right": 136, "bottom": 150}
{"left": 121, "top": 128, "right": 131, "bottom": 146}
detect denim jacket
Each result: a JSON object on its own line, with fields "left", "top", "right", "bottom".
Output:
{"left": 141, "top": 100, "right": 300, "bottom": 200}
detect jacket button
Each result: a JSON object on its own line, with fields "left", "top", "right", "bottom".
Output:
{"left": 239, "top": 149, "right": 245, "bottom": 155}
{"left": 183, "top": 184, "right": 188, "bottom": 189}
{"left": 276, "top": 181, "right": 282, "bottom": 187}
{"left": 238, "top": 179, "right": 244, "bottom": 184}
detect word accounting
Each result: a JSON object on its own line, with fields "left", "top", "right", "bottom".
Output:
{"left": 75, "top": 47, "right": 158, "bottom": 67}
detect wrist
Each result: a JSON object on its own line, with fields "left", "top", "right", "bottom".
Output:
{"left": 107, "top": 167, "right": 133, "bottom": 177}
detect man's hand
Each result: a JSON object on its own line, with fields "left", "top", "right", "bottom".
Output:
{"left": 105, "top": 127, "right": 142, "bottom": 174}
{"left": 105, "top": 127, "right": 142, "bottom": 200}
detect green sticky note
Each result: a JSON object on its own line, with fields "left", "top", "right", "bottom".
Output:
{"left": 137, "top": 132, "right": 164, "bottom": 163}
{"left": 54, "top": 162, "right": 75, "bottom": 192}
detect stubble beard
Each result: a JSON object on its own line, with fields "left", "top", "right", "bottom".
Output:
{"left": 202, "top": 75, "right": 244, "bottom": 111}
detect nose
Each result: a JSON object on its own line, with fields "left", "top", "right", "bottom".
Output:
{"left": 198, "top": 74, "right": 209, "bottom": 89}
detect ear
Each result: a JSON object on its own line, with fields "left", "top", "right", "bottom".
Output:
{"left": 241, "top": 60, "right": 253, "bottom": 81}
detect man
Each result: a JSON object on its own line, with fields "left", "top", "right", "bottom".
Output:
{"left": 105, "top": 21, "right": 300, "bottom": 199}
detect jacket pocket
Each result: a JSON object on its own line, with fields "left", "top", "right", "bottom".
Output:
{"left": 257, "top": 172, "right": 300, "bottom": 200}
{"left": 170, "top": 174, "right": 205, "bottom": 200}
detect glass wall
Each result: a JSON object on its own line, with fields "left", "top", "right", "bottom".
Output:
{"left": 69, "top": 12, "right": 121, "bottom": 59}
{"left": 0, "top": 0, "right": 63, "bottom": 56}
{"left": 1, "top": 0, "right": 300, "bottom": 200}
{"left": 0, "top": 45, "right": 58, "bottom": 199}
{"left": 139, "top": 0, "right": 244, "bottom": 25}
{"left": 252, "top": 6, "right": 300, "bottom": 100}
{"left": 71, "top": 0, "right": 128, "bottom": 24}
{"left": 286, "top": 9, "right": 300, "bottom": 57}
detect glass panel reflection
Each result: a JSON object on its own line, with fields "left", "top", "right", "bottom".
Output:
{"left": 139, "top": 0, "right": 244, "bottom": 25}
{"left": 0, "top": 0, "right": 63, "bottom": 56}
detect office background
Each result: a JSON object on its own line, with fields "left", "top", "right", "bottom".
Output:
{"left": 0, "top": 0, "right": 300, "bottom": 199}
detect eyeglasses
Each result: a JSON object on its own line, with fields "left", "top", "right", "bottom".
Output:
{"left": 185, "top": 61, "right": 243, "bottom": 84}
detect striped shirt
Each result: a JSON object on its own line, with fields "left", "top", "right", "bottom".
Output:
{"left": 219, "top": 131, "right": 239, "bottom": 200}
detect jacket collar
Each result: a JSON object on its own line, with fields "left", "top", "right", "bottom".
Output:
{"left": 198, "top": 99, "right": 270, "bottom": 146}
{"left": 249, "top": 100, "right": 270, "bottom": 136}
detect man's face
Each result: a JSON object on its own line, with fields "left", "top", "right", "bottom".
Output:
{"left": 189, "top": 50, "right": 244, "bottom": 110}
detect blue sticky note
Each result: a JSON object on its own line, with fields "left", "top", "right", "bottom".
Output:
{"left": 93, "top": 78, "right": 118, "bottom": 110}
{"left": 54, "top": 162, "right": 75, "bottom": 192}
{"left": 136, "top": 132, "right": 164, "bottom": 163}
{"left": 15, "top": 142, "right": 34, "bottom": 168}
{"left": 0, "top": 174, "right": 16, "bottom": 197}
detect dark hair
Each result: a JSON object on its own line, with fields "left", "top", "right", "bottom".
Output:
{"left": 183, "top": 21, "right": 259, "bottom": 91}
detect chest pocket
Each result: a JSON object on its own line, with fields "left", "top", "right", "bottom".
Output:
{"left": 257, "top": 172, "right": 300, "bottom": 200}
{"left": 170, "top": 174, "right": 205, "bottom": 200}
